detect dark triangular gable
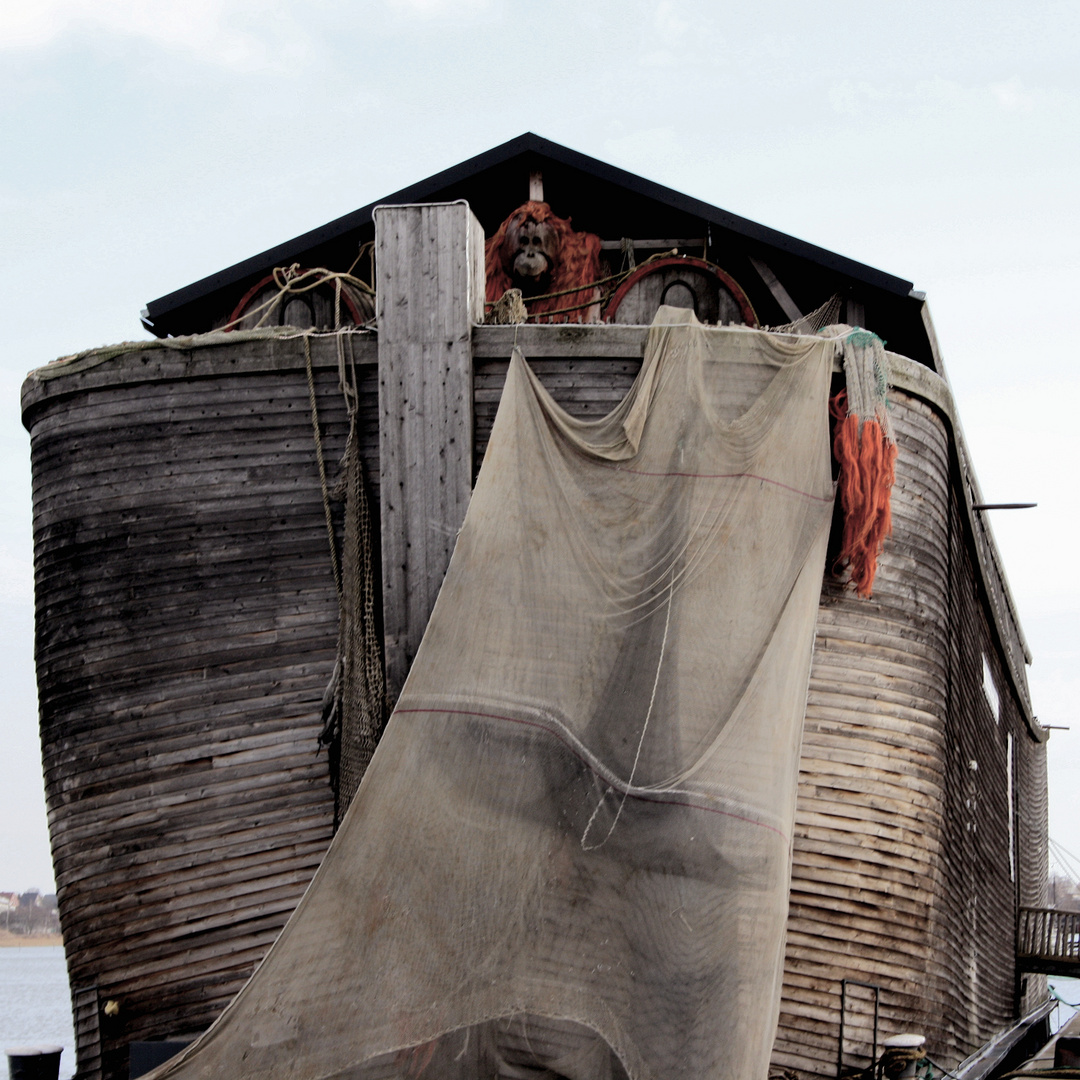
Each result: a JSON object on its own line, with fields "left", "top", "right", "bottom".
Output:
{"left": 142, "top": 133, "right": 933, "bottom": 366}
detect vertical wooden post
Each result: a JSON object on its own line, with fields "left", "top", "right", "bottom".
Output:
{"left": 375, "top": 201, "right": 485, "bottom": 706}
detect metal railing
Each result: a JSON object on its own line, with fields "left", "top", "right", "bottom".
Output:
{"left": 837, "top": 979, "right": 881, "bottom": 1079}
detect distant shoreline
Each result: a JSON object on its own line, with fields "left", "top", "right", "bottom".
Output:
{"left": 0, "top": 930, "right": 64, "bottom": 948}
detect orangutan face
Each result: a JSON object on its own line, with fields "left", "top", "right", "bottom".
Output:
{"left": 504, "top": 217, "right": 559, "bottom": 296}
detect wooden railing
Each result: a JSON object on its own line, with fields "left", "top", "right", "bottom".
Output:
{"left": 1017, "top": 907, "right": 1080, "bottom": 975}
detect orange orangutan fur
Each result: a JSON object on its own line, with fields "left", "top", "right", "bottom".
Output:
{"left": 485, "top": 201, "right": 602, "bottom": 323}
{"left": 831, "top": 389, "right": 897, "bottom": 598}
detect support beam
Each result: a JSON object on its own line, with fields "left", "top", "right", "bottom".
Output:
{"left": 749, "top": 255, "right": 802, "bottom": 323}
{"left": 375, "top": 201, "right": 485, "bottom": 705}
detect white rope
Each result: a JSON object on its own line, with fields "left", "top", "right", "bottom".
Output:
{"left": 222, "top": 263, "right": 375, "bottom": 333}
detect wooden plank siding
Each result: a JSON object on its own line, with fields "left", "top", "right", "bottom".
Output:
{"left": 936, "top": 475, "right": 1048, "bottom": 1049}
{"left": 21, "top": 323, "right": 1047, "bottom": 1080}
{"left": 774, "top": 392, "right": 952, "bottom": 1079}
{"left": 24, "top": 332, "right": 379, "bottom": 1080}
{"left": 376, "top": 203, "right": 485, "bottom": 705}
{"left": 775, "top": 391, "right": 1046, "bottom": 1078}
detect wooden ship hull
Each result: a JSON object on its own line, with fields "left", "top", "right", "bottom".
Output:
{"left": 21, "top": 136, "right": 1051, "bottom": 1080}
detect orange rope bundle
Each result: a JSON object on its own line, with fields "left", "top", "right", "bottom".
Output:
{"left": 484, "top": 201, "right": 602, "bottom": 322}
{"left": 831, "top": 388, "right": 897, "bottom": 598}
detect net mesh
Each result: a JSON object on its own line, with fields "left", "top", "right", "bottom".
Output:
{"left": 769, "top": 293, "right": 843, "bottom": 336}
{"left": 316, "top": 364, "right": 386, "bottom": 823}
{"left": 334, "top": 416, "right": 386, "bottom": 818}
{"left": 147, "top": 307, "right": 838, "bottom": 1080}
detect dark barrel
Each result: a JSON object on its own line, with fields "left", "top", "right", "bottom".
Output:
{"left": 5, "top": 1047, "right": 63, "bottom": 1080}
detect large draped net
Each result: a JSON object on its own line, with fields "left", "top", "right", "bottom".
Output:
{"left": 148, "top": 308, "right": 837, "bottom": 1080}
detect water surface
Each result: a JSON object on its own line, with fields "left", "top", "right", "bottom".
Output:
{"left": 0, "top": 947, "right": 75, "bottom": 1079}
{"left": 1050, "top": 975, "right": 1080, "bottom": 1034}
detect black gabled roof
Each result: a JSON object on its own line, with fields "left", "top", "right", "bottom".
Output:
{"left": 142, "top": 132, "right": 917, "bottom": 342}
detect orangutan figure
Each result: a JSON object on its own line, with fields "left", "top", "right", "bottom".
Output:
{"left": 505, "top": 215, "right": 560, "bottom": 297}
{"left": 485, "top": 201, "right": 602, "bottom": 323}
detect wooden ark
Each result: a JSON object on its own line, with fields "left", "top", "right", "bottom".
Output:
{"left": 21, "top": 135, "right": 1051, "bottom": 1080}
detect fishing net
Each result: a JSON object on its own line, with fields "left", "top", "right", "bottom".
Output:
{"left": 148, "top": 308, "right": 839, "bottom": 1080}
{"left": 318, "top": 410, "right": 386, "bottom": 824}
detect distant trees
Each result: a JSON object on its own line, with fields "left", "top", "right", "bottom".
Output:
{"left": 0, "top": 890, "right": 62, "bottom": 936}
{"left": 1050, "top": 875, "right": 1080, "bottom": 912}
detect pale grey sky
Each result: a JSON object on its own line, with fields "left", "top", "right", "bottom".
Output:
{"left": 2, "top": 0, "right": 1078, "bottom": 891}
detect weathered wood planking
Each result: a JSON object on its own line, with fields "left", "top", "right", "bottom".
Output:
{"left": 775, "top": 393, "right": 951, "bottom": 1078}
{"left": 23, "top": 320, "right": 1048, "bottom": 1080}
{"left": 937, "top": 478, "right": 1048, "bottom": 1047}
{"left": 23, "top": 332, "right": 379, "bottom": 1080}
{"left": 375, "top": 203, "right": 484, "bottom": 705}
{"left": 775, "top": 391, "right": 1046, "bottom": 1079}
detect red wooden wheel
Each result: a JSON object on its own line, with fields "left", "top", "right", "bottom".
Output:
{"left": 604, "top": 256, "right": 758, "bottom": 327}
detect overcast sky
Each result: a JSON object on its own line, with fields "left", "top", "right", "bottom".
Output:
{"left": 1, "top": 0, "right": 1078, "bottom": 892}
